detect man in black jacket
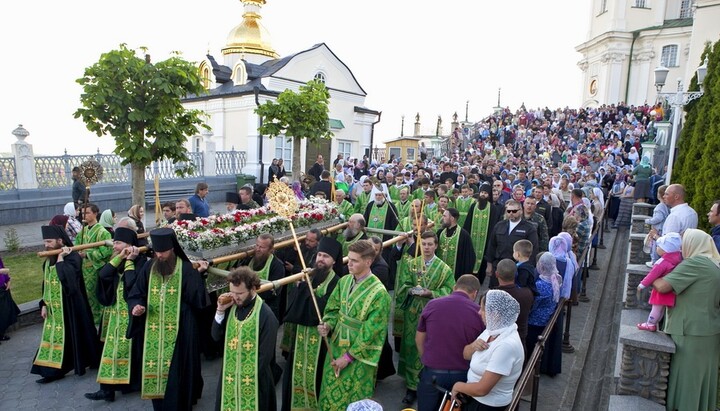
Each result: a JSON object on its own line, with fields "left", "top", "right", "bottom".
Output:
{"left": 485, "top": 200, "right": 539, "bottom": 289}
{"left": 310, "top": 171, "right": 333, "bottom": 199}
{"left": 308, "top": 154, "right": 325, "bottom": 182}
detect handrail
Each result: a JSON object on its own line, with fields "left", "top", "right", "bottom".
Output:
{"left": 506, "top": 196, "right": 611, "bottom": 410}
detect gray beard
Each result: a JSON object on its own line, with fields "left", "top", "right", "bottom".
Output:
{"left": 343, "top": 227, "right": 358, "bottom": 240}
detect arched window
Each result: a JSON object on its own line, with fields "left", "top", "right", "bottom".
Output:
{"left": 199, "top": 61, "right": 211, "bottom": 89}
{"left": 232, "top": 62, "right": 248, "bottom": 86}
{"left": 661, "top": 45, "right": 679, "bottom": 67}
{"left": 313, "top": 72, "right": 326, "bottom": 84}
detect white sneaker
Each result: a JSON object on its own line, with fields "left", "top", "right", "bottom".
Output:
{"left": 645, "top": 261, "right": 654, "bottom": 268}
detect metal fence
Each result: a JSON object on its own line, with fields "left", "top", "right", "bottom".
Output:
{"left": 0, "top": 157, "right": 16, "bottom": 190}
{"left": 1, "top": 150, "right": 246, "bottom": 190}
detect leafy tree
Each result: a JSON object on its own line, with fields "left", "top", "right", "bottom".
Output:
{"left": 674, "top": 39, "right": 720, "bottom": 230}
{"left": 254, "top": 80, "right": 333, "bottom": 179}
{"left": 74, "top": 44, "right": 208, "bottom": 207}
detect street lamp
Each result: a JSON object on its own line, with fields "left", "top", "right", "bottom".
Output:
{"left": 654, "top": 58, "right": 708, "bottom": 184}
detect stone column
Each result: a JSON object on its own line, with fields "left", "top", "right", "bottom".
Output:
{"left": 617, "top": 329, "right": 675, "bottom": 405}
{"left": 202, "top": 129, "right": 217, "bottom": 177}
{"left": 11, "top": 124, "right": 38, "bottom": 189}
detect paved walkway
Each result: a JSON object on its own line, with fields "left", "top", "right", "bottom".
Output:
{"left": 0, "top": 213, "right": 623, "bottom": 410}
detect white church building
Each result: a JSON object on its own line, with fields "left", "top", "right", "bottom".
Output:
{"left": 575, "top": 0, "right": 720, "bottom": 107}
{"left": 182, "top": 0, "right": 380, "bottom": 182}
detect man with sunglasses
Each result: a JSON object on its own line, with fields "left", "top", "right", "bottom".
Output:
{"left": 485, "top": 200, "right": 539, "bottom": 289}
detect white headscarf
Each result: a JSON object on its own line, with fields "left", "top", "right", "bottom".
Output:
{"left": 63, "top": 202, "right": 76, "bottom": 217}
{"left": 537, "top": 252, "right": 563, "bottom": 303}
{"left": 483, "top": 290, "right": 520, "bottom": 333}
{"left": 592, "top": 187, "right": 605, "bottom": 206}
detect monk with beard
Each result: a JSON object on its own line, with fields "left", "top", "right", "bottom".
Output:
{"left": 127, "top": 228, "right": 209, "bottom": 411}
{"left": 338, "top": 214, "right": 368, "bottom": 260}
{"left": 463, "top": 183, "right": 503, "bottom": 285}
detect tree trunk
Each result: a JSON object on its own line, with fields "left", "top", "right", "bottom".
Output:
{"left": 131, "top": 163, "right": 146, "bottom": 208}
{"left": 292, "top": 136, "right": 302, "bottom": 182}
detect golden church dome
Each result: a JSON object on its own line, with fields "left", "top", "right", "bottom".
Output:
{"left": 222, "top": 0, "right": 279, "bottom": 59}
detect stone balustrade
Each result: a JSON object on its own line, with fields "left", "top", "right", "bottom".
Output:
{"left": 625, "top": 264, "right": 652, "bottom": 309}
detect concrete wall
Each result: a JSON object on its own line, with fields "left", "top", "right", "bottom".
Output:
{"left": 0, "top": 176, "right": 239, "bottom": 223}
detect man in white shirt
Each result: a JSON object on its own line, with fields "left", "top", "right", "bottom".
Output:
{"left": 654, "top": 184, "right": 698, "bottom": 239}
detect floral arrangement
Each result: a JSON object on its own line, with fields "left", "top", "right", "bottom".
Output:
{"left": 171, "top": 198, "right": 338, "bottom": 251}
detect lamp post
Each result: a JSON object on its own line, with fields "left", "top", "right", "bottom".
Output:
{"left": 654, "top": 57, "right": 708, "bottom": 185}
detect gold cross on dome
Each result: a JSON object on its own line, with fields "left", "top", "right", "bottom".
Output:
{"left": 243, "top": 341, "right": 253, "bottom": 351}
{"left": 225, "top": 374, "right": 234, "bottom": 384}
{"left": 242, "top": 375, "right": 253, "bottom": 385}
{"left": 229, "top": 337, "right": 239, "bottom": 350}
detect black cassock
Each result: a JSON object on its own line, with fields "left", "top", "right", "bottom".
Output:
{"left": 237, "top": 256, "right": 286, "bottom": 322}
{"left": 280, "top": 270, "right": 339, "bottom": 411}
{"left": 463, "top": 201, "right": 503, "bottom": 285}
{"left": 96, "top": 255, "right": 147, "bottom": 392}
{"left": 212, "top": 298, "right": 279, "bottom": 411}
{"left": 436, "top": 225, "right": 476, "bottom": 280}
{"left": 31, "top": 253, "right": 101, "bottom": 378}
{"left": 126, "top": 259, "right": 208, "bottom": 411}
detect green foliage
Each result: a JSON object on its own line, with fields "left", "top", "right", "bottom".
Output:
{"left": 74, "top": 44, "right": 208, "bottom": 205}
{"left": 254, "top": 80, "right": 333, "bottom": 178}
{"left": 3, "top": 227, "right": 21, "bottom": 252}
{"left": 674, "top": 40, "right": 720, "bottom": 231}
{"left": 3, "top": 250, "right": 41, "bottom": 304}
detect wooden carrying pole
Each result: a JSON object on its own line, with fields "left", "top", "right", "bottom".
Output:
{"left": 37, "top": 232, "right": 151, "bottom": 257}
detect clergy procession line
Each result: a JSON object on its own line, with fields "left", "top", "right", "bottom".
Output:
{"left": 12, "top": 102, "right": 702, "bottom": 411}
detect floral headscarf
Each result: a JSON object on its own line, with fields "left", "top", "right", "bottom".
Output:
{"left": 483, "top": 290, "right": 520, "bottom": 333}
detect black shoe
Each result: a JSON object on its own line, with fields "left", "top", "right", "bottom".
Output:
{"left": 84, "top": 389, "right": 115, "bottom": 402}
{"left": 401, "top": 390, "right": 417, "bottom": 405}
{"left": 36, "top": 376, "right": 64, "bottom": 384}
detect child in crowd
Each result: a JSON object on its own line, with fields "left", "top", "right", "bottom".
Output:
{"left": 513, "top": 239, "right": 538, "bottom": 296}
{"left": 637, "top": 233, "right": 682, "bottom": 331}
{"left": 644, "top": 185, "right": 669, "bottom": 267}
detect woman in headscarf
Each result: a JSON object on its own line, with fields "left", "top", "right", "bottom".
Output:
{"left": 574, "top": 205, "right": 592, "bottom": 264}
{"left": 99, "top": 209, "right": 116, "bottom": 237}
{"left": 62, "top": 202, "right": 83, "bottom": 242}
{"left": 526, "top": 252, "right": 564, "bottom": 377}
{"left": 552, "top": 233, "right": 579, "bottom": 301}
{"left": 612, "top": 175, "right": 634, "bottom": 229}
{"left": 631, "top": 155, "right": 653, "bottom": 203}
{"left": 607, "top": 173, "right": 625, "bottom": 222}
{"left": 652, "top": 229, "right": 720, "bottom": 411}
{"left": 452, "top": 290, "right": 525, "bottom": 410}
{"left": 291, "top": 181, "right": 305, "bottom": 201}
{"left": 127, "top": 205, "right": 145, "bottom": 235}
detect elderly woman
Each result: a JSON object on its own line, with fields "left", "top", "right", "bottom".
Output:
{"left": 526, "top": 252, "right": 564, "bottom": 377}
{"left": 652, "top": 229, "right": 720, "bottom": 411}
{"left": 62, "top": 202, "right": 83, "bottom": 242}
{"left": 611, "top": 176, "right": 634, "bottom": 229}
{"left": 452, "top": 290, "right": 524, "bottom": 410}
{"left": 631, "top": 156, "right": 652, "bottom": 203}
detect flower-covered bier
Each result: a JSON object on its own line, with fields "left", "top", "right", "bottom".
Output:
{"left": 170, "top": 198, "right": 338, "bottom": 251}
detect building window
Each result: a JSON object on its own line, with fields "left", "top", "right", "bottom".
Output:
{"left": 389, "top": 147, "right": 401, "bottom": 161}
{"left": 338, "top": 141, "right": 352, "bottom": 159}
{"left": 599, "top": 0, "right": 608, "bottom": 14}
{"left": 633, "top": 0, "right": 648, "bottom": 8}
{"left": 314, "top": 72, "right": 326, "bottom": 84}
{"left": 201, "top": 65, "right": 211, "bottom": 89}
{"left": 275, "top": 137, "right": 293, "bottom": 169}
{"left": 679, "top": 0, "right": 693, "bottom": 18}
{"left": 193, "top": 137, "right": 201, "bottom": 153}
{"left": 661, "top": 45, "right": 679, "bottom": 67}
{"left": 406, "top": 148, "right": 416, "bottom": 161}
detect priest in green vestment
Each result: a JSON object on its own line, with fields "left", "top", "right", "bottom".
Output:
{"left": 213, "top": 266, "right": 279, "bottom": 411}
{"left": 85, "top": 227, "right": 147, "bottom": 402}
{"left": 463, "top": 183, "right": 503, "bottom": 284}
{"left": 338, "top": 214, "right": 368, "bottom": 259}
{"left": 388, "top": 175, "right": 408, "bottom": 203}
{"left": 454, "top": 185, "right": 475, "bottom": 228}
{"left": 396, "top": 231, "right": 455, "bottom": 406}
{"left": 317, "top": 240, "right": 391, "bottom": 411}
{"left": 333, "top": 189, "right": 354, "bottom": 222}
{"left": 126, "top": 228, "right": 209, "bottom": 411}
{"left": 281, "top": 237, "right": 341, "bottom": 411}
{"left": 75, "top": 203, "right": 113, "bottom": 326}
{"left": 32, "top": 225, "right": 100, "bottom": 383}
{"left": 354, "top": 178, "right": 373, "bottom": 214}
{"left": 363, "top": 190, "right": 399, "bottom": 260}
{"left": 394, "top": 186, "right": 412, "bottom": 221}
{"left": 436, "top": 208, "right": 476, "bottom": 280}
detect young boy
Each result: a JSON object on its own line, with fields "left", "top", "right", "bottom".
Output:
{"left": 513, "top": 239, "right": 539, "bottom": 296}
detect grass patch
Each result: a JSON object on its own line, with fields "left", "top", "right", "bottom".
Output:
{"left": 3, "top": 248, "right": 44, "bottom": 304}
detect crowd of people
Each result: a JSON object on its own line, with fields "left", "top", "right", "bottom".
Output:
{"left": 1, "top": 102, "right": 719, "bottom": 411}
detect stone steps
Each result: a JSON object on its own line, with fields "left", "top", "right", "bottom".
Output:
{"left": 608, "top": 394, "right": 665, "bottom": 411}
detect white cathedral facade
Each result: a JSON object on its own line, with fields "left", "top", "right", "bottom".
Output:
{"left": 575, "top": 0, "right": 720, "bottom": 107}
{"left": 182, "top": 0, "right": 380, "bottom": 181}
